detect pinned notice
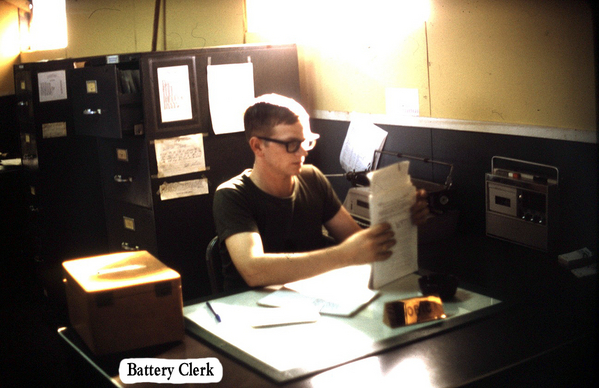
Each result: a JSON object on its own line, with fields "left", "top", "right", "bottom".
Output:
{"left": 159, "top": 178, "right": 209, "bottom": 201}
{"left": 38, "top": 70, "right": 68, "bottom": 102}
{"left": 154, "top": 134, "right": 206, "bottom": 178}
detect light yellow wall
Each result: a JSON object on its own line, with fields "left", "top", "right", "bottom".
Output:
{"left": 5, "top": 0, "right": 597, "bottom": 132}
{"left": 0, "top": 2, "right": 20, "bottom": 96}
{"left": 20, "top": 0, "right": 245, "bottom": 62}
{"left": 427, "top": 0, "right": 595, "bottom": 131}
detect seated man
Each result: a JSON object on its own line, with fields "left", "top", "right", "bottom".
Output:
{"left": 213, "top": 94, "right": 429, "bottom": 291}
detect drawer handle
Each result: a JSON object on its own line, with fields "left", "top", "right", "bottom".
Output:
{"left": 83, "top": 108, "right": 102, "bottom": 115}
{"left": 121, "top": 242, "right": 140, "bottom": 251}
{"left": 22, "top": 154, "right": 37, "bottom": 160}
{"left": 114, "top": 175, "right": 133, "bottom": 183}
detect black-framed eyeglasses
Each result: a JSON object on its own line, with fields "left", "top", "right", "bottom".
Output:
{"left": 257, "top": 136, "right": 318, "bottom": 153}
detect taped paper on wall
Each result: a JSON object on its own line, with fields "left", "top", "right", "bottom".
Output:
{"left": 38, "top": 70, "right": 68, "bottom": 102}
{"left": 154, "top": 134, "right": 206, "bottom": 178}
{"left": 207, "top": 62, "right": 255, "bottom": 135}
{"left": 42, "top": 122, "right": 67, "bottom": 138}
{"left": 159, "top": 178, "right": 209, "bottom": 201}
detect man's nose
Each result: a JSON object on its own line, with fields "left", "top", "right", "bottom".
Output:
{"left": 296, "top": 146, "right": 309, "bottom": 156}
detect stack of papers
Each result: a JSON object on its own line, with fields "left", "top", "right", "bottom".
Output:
{"left": 257, "top": 264, "right": 378, "bottom": 317}
{"left": 368, "top": 161, "right": 418, "bottom": 289}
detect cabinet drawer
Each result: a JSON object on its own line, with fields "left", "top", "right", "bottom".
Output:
{"left": 98, "top": 138, "right": 152, "bottom": 208}
{"left": 105, "top": 200, "right": 157, "bottom": 255}
{"left": 70, "top": 65, "right": 143, "bottom": 138}
{"left": 20, "top": 131, "right": 38, "bottom": 171}
{"left": 14, "top": 70, "right": 34, "bottom": 122}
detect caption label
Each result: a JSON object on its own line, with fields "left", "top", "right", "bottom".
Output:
{"left": 119, "top": 358, "right": 223, "bottom": 384}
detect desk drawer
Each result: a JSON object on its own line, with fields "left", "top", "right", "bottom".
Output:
{"left": 105, "top": 200, "right": 157, "bottom": 255}
{"left": 98, "top": 138, "right": 152, "bottom": 208}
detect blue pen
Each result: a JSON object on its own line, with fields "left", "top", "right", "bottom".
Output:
{"left": 206, "top": 302, "right": 221, "bottom": 323}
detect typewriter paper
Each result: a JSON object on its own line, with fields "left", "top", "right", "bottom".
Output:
{"left": 340, "top": 116, "right": 387, "bottom": 173}
{"left": 154, "top": 134, "right": 206, "bottom": 178}
{"left": 368, "top": 161, "right": 417, "bottom": 289}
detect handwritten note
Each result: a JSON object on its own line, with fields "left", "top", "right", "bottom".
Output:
{"left": 368, "top": 161, "right": 417, "bottom": 289}
{"left": 154, "top": 134, "right": 206, "bottom": 178}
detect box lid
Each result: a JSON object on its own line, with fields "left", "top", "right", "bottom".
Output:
{"left": 62, "top": 251, "right": 180, "bottom": 293}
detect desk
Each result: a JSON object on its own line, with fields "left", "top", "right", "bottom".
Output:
{"left": 183, "top": 273, "right": 503, "bottom": 382}
{"left": 57, "top": 242, "right": 597, "bottom": 387}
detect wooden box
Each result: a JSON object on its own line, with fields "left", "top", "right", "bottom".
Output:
{"left": 62, "top": 251, "right": 184, "bottom": 355}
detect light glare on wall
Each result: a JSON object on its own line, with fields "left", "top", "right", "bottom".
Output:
{"left": 246, "top": 0, "right": 430, "bottom": 43}
{"left": 21, "top": 0, "right": 68, "bottom": 51}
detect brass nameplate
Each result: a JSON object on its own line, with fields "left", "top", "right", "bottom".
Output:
{"left": 383, "top": 295, "right": 446, "bottom": 328}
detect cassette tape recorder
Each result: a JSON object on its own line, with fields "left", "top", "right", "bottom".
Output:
{"left": 485, "top": 156, "right": 559, "bottom": 252}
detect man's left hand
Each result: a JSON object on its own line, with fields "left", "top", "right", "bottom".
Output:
{"left": 411, "top": 189, "right": 430, "bottom": 226}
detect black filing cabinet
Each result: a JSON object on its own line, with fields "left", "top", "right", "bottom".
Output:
{"left": 68, "top": 44, "right": 300, "bottom": 300}
{"left": 13, "top": 60, "right": 108, "bottom": 303}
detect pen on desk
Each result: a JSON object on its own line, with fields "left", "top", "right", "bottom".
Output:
{"left": 206, "top": 302, "right": 221, "bottom": 323}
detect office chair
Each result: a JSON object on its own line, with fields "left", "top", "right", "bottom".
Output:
{"left": 205, "top": 236, "right": 224, "bottom": 294}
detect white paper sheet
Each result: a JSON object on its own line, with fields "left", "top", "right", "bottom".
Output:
{"left": 37, "top": 70, "right": 68, "bottom": 102}
{"left": 207, "top": 62, "right": 255, "bottom": 135}
{"left": 159, "top": 178, "right": 209, "bottom": 201}
{"left": 154, "top": 134, "right": 206, "bottom": 178}
{"left": 41, "top": 122, "right": 67, "bottom": 138}
{"left": 339, "top": 116, "right": 387, "bottom": 173}
{"left": 385, "top": 87, "right": 420, "bottom": 117}
{"left": 257, "top": 264, "right": 378, "bottom": 316}
{"left": 368, "top": 161, "right": 418, "bottom": 289}
{"left": 157, "top": 65, "right": 194, "bottom": 123}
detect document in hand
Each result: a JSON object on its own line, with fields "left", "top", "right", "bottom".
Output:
{"left": 368, "top": 161, "right": 418, "bottom": 289}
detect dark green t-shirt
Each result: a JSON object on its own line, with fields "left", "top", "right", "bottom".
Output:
{"left": 213, "top": 164, "right": 342, "bottom": 290}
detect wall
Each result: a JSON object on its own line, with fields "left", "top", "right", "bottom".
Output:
{"left": 57, "top": 0, "right": 245, "bottom": 57}
{"left": 427, "top": 0, "right": 595, "bottom": 131}
{"left": 0, "top": 2, "right": 20, "bottom": 96}
{"left": 5, "top": 0, "right": 596, "bottom": 133}
{"left": 248, "top": 0, "right": 596, "bottom": 133}
{"left": 308, "top": 118, "right": 598, "bottom": 256}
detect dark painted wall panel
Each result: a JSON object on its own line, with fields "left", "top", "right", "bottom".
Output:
{"left": 310, "top": 118, "right": 598, "bottom": 254}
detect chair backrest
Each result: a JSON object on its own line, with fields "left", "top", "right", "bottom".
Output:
{"left": 205, "top": 236, "right": 224, "bottom": 294}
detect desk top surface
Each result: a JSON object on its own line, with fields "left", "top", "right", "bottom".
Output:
{"left": 57, "top": 234, "right": 597, "bottom": 387}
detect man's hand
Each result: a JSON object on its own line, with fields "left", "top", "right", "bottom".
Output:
{"left": 411, "top": 189, "right": 430, "bottom": 226}
{"left": 340, "top": 223, "right": 396, "bottom": 265}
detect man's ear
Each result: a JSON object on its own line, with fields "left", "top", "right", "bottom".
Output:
{"left": 249, "top": 136, "right": 264, "bottom": 156}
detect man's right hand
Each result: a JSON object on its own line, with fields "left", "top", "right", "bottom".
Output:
{"left": 340, "top": 222, "right": 396, "bottom": 265}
